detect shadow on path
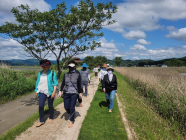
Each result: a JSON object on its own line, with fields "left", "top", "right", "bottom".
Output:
{"left": 99, "top": 101, "right": 108, "bottom": 108}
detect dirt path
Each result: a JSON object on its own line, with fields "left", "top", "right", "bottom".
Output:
{"left": 15, "top": 75, "right": 100, "bottom": 140}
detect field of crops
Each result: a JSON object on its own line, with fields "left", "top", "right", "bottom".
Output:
{"left": 115, "top": 67, "right": 186, "bottom": 134}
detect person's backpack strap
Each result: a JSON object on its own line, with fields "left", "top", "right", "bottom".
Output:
{"left": 52, "top": 71, "right": 54, "bottom": 82}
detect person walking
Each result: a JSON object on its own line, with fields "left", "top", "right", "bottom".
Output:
{"left": 102, "top": 66, "right": 117, "bottom": 112}
{"left": 58, "top": 63, "right": 82, "bottom": 128}
{"left": 99, "top": 63, "right": 108, "bottom": 90}
{"left": 80, "top": 63, "right": 90, "bottom": 98}
{"left": 69, "top": 60, "right": 83, "bottom": 107}
{"left": 35, "top": 59, "right": 58, "bottom": 127}
{"left": 93, "top": 65, "right": 99, "bottom": 79}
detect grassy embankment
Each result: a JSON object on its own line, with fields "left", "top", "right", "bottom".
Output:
{"left": 115, "top": 67, "right": 186, "bottom": 139}
{"left": 78, "top": 83, "right": 128, "bottom": 140}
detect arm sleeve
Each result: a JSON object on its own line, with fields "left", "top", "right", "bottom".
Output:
{"left": 99, "top": 70, "right": 102, "bottom": 79}
{"left": 53, "top": 72, "right": 58, "bottom": 86}
{"left": 77, "top": 74, "right": 82, "bottom": 93}
{"left": 102, "top": 75, "right": 106, "bottom": 89}
{"left": 60, "top": 74, "right": 66, "bottom": 91}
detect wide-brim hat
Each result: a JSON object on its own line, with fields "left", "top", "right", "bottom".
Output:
{"left": 81, "top": 63, "right": 88, "bottom": 68}
{"left": 39, "top": 59, "right": 51, "bottom": 67}
{"left": 68, "top": 63, "right": 76, "bottom": 67}
{"left": 107, "top": 66, "right": 114, "bottom": 72}
{"left": 102, "top": 63, "right": 108, "bottom": 68}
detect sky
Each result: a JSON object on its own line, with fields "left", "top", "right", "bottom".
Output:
{"left": 0, "top": 0, "right": 186, "bottom": 60}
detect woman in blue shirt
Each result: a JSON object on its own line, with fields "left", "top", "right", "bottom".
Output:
{"left": 35, "top": 59, "right": 58, "bottom": 127}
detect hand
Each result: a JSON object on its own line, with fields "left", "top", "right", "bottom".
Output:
{"left": 79, "top": 93, "right": 83, "bottom": 99}
{"left": 103, "top": 89, "right": 105, "bottom": 93}
{"left": 58, "top": 91, "right": 62, "bottom": 98}
{"left": 35, "top": 92, "right": 38, "bottom": 98}
{"left": 51, "top": 92, "right": 55, "bottom": 99}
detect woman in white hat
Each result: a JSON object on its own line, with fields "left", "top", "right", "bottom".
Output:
{"left": 58, "top": 63, "right": 82, "bottom": 128}
{"left": 102, "top": 66, "right": 117, "bottom": 112}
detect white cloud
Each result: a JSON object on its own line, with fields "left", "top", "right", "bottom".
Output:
{"left": 0, "top": 0, "right": 51, "bottom": 24}
{"left": 137, "top": 39, "right": 151, "bottom": 45}
{"left": 77, "top": 38, "right": 126, "bottom": 59}
{"left": 74, "top": 1, "right": 79, "bottom": 7}
{"left": 123, "top": 30, "right": 146, "bottom": 40}
{"left": 132, "top": 57, "right": 139, "bottom": 60}
{"left": 183, "top": 46, "right": 186, "bottom": 48}
{"left": 166, "top": 27, "right": 186, "bottom": 41}
{"left": 105, "top": 0, "right": 186, "bottom": 39}
{"left": 130, "top": 44, "right": 147, "bottom": 50}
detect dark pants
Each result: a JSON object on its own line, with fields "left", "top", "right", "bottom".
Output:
{"left": 63, "top": 93, "right": 77, "bottom": 122}
{"left": 95, "top": 72, "right": 98, "bottom": 77}
{"left": 39, "top": 93, "right": 54, "bottom": 122}
{"left": 81, "top": 81, "right": 88, "bottom": 96}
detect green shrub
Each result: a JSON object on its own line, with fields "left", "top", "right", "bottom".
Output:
{"left": 0, "top": 67, "right": 35, "bottom": 103}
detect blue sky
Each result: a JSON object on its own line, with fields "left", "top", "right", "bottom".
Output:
{"left": 0, "top": 0, "right": 186, "bottom": 60}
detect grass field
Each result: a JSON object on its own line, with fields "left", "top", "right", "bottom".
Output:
{"left": 78, "top": 83, "right": 128, "bottom": 140}
{"left": 115, "top": 67, "right": 186, "bottom": 136}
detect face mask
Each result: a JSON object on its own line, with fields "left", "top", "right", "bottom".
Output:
{"left": 69, "top": 67, "right": 75, "bottom": 72}
{"left": 108, "top": 71, "right": 112, "bottom": 74}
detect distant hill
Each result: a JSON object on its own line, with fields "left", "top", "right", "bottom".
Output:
{"left": 4, "top": 59, "right": 57, "bottom": 66}
{"left": 0, "top": 60, "right": 13, "bottom": 65}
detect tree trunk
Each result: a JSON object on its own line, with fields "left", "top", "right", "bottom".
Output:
{"left": 57, "top": 59, "right": 61, "bottom": 81}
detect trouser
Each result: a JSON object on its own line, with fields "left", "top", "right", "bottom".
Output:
{"left": 39, "top": 93, "right": 54, "bottom": 122}
{"left": 95, "top": 72, "right": 98, "bottom": 77}
{"left": 81, "top": 81, "right": 88, "bottom": 96}
{"left": 105, "top": 90, "right": 116, "bottom": 111}
{"left": 63, "top": 93, "right": 77, "bottom": 122}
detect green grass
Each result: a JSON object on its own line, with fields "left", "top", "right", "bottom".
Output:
{"left": 0, "top": 98, "right": 63, "bottom": 140}
{"left": 78, "top": 83, "right": 128, "bottom": 140}
{"left": 115, "top": 71, "right": 184, "bottom": 140}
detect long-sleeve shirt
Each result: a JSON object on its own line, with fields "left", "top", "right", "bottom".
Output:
{"left": 99, "top": 68, "right": 108, "bottom": 80}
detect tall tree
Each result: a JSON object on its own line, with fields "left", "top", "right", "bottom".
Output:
{"left": 0, "top": 0, "right": 117, "bottom": 79}
{"left": 83, "top": 56, "right": 94, "bottom": 69}
{"left": 113, "top": 57, "right": 122, "bottom": 66}
{"left": 94, "top": 55, "right": 108, "bottom": 66}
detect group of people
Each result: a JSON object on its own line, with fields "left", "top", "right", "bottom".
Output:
{"left": 34, "top": 60, "right": 117, "bottom": 128}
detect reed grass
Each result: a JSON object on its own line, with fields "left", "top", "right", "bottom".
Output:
{"left": 115, "top": 67, "right": 186, "bottom": 134}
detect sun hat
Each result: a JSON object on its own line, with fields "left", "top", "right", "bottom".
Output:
{"left": 107, "top": 66, "right": 114, "bottom": 72}
{"left": 102, "top": 63, "right": 108, "bottom": 68}
{"left": 81, "top": 63, "right": 88, "bottom": 68}
{"left": 39, "top": 59, "right": 51, "bottom": 67}
{"left": 68, "top": 63, "right": 75, "bottom": 67}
